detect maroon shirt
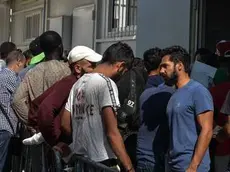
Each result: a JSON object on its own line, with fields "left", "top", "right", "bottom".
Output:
{"left": 28, "top": 74, "right": 77, "bottom": 146}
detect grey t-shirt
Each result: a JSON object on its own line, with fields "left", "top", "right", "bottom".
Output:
{"left": 65, "top": 73, "right": 120, "bottom": 162}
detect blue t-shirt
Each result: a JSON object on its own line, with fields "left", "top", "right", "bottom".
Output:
{"left": 145, "top": 75, "right": 164, "bottom": 89}
{"left": 136, "top": 84, "right": 175, "bottom": 168}
{"left": 167, "top": 79, "right": 213, "bottom": 172}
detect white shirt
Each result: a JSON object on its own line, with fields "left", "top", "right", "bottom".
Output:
{"left": 221, "top": 90, "right": 230, "bottom": 115}
{"left": 65, "top": 73, "right": 120, "bottom": 162}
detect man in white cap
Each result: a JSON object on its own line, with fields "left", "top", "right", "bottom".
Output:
{"left": 23, "top": 46, "right": 102, "bottom": 146}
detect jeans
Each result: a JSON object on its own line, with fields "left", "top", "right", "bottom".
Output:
{"left": 137, "top": 162, "right": 165, "bottom": 172}
{"left": 0, "top": 130, "right": 11, "bottom": 171}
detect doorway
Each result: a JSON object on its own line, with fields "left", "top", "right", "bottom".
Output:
{"left": 198, "top": 0, "right": 230, "bottom": 52}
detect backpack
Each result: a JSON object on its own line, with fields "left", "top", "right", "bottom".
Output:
{"left": 117, "top": 68, "right": 146, "bottom": 139}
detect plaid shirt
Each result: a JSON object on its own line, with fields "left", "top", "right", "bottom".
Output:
{"left": 0, "top": 68, "right": 19, "bottom": 134}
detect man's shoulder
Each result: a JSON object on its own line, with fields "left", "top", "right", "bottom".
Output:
{"left": 33, "top": 60, "right": 68, "bottom": 70}
{"left": 141, "top": 85, "right": 174, "bottom": 100}
{"left": 189, "top": 80, "right": 209, "bottom": 93}
{"left": 146, "top": 84, "right": 174, "bottom": 94}
{"left": 86, "top": 73, "right": 116, "bottom": 86}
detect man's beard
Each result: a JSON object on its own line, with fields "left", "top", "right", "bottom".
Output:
{"left": 164, "top": 71, "right": 178, "bottom": 86}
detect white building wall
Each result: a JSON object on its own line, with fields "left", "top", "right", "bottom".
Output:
{"left": 11, "top": 0, "right": 44, "bottom": 50}
{"left": 49, "top": 0, "right": 94, "bottom": 17}
{"left": 0, "top": 3, "right": 10, "bottom": 44}
{"left": 9, "top": 0, "right": 137, "bottom": 54}
{"left": 11, "top": 0, "right": 96, "bottom": 50}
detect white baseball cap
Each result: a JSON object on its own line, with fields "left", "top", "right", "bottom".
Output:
{"left": 67, "top": 46, "right": 102, "bottom": 64}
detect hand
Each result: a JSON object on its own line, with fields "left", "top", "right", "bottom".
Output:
{"left": 186, "top": 166, "right": 197, "bottom": 172}
{"left": 126, "top": 167, "right": 135, "bottom": 172}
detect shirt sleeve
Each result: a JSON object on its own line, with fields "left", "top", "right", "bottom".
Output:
{"left": 98, "top": 78, "right": 120, "bottom": 114}
{"left": 221, "top": 91, "right": 230, "bottom": 115}
{"left": 193, "top": 85, "right": 214, "bottom": 116}
{"left": 65, "top": 86, "right": 74, "bottom": 112}
{"left": 11, "top": 77, "right": 30, "bottom": 124}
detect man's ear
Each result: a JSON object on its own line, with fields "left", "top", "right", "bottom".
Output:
{"left": 74, "top": 63, "right": 82, "bottom": 74}
{"left": 177, "top": 62, "right": 183, "bottom": 71}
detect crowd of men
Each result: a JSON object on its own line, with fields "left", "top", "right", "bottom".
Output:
{"left": 0, "top": 30, "right": 230, "bottom": 172}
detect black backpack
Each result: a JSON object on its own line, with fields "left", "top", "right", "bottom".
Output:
{"left": 117, "top": 68, "right": 147, "bottom": 139}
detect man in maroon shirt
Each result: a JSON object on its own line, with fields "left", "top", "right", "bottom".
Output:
{"left": 23, "top": 46, "right": 102, "bottom": 146}
{"left": 210, "top": 81, "right": 230, "bottom": 172}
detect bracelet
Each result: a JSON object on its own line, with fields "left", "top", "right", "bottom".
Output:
{"left": 126, "top": 166, "right": 133, "bottom": 172}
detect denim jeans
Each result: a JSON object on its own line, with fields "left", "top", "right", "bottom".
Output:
{"left": 0, "top": 130, "right": 11, "bottom": 171}
{"left": 137, "top": 162, "right": 165, "bottom": 172}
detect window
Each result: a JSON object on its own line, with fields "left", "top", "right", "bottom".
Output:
{"left": 25, "top": 13, "right": 41, "bottom": 41}
{"left": 107, "top": 0, "right": 137, "bottom": 38}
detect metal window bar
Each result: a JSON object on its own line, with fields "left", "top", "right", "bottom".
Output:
{"left": 108, "top": 0, "right": 137, "bottom": 39}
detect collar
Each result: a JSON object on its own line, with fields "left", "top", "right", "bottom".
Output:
{"left": 29, "top": 52, "right": 45, "bottom": 65}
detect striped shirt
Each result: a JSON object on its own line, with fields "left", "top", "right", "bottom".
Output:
{"left": 0, "top": 68, "right": 19, "bottom": 134}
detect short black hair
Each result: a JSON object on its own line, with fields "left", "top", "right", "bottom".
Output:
{"left": 0, "top": 42, "right": 16, "bottom": 60}
{"left": 102, "top": 42, "right": 134, "bottom": 69}
{"left": 39, "top": 31, "right": 63, "bottom": 55}
{"left": 143, "top": 47, "right": 161, "bottom": 73}
{"left": 23, "top": 49, "right": 33, "bottom": 60}
{"left": 6, "top": 50, "right": 25, "bottom": 66}
{"left": 132, "top": 57, "right": 145, "bottom": 68}
{"left": 29, "top": 37, "right": 43, "bottom": 56}
{"left": 195, "top": 48, "right": 219, "bottom": 68}
{"left": 161, "top": 45, "right": 191, "bottom": 73}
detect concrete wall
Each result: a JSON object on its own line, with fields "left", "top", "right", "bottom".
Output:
{"left": 11, "top": 0, "right": 44, "bottom": 50}
{"left": 49, "top": 0, "right": 94, "bottom": 17}
{"left": 0, "top": 3, "right": 10, "bottom": 44}
{"left": 136, "top": 0, "right": 191, "bottom": 57}
{"left": 10, "top": 0, "right": 95, "bottom": 50}
{"left": 13, "top": 0, "right": 43, "bottom": 12}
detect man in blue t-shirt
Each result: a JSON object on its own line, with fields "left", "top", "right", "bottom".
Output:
{"left": 136, "top": 85, "right": 174, "bottom": 172}
{"left": 159, "top": 46, "right": 214, "bottom": 172}
{"left": 136, "top": 47, "right": 174, "bottom": 172}
{"left": 143, "top": 47, "right": 164, "bottom": 89}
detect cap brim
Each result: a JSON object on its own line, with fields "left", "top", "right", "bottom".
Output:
{"left": 85, "top": 53, "right": 102, "bottom": 63}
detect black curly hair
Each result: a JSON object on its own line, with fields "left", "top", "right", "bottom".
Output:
{"left": 102, "top": 42, "right": 134, "bottom": 69}
{"left": 161, "top": 45, "right": 191, "bottom": 73}
{"left": 143, "top": 47, "right": 162, "bottom": 73}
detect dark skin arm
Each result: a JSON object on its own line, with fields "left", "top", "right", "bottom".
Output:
{"left": 102, "top": 107, "right": 134, "bottom": 172}
{"left": 186, "top": 111, "right": 213, "bottom": 172}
